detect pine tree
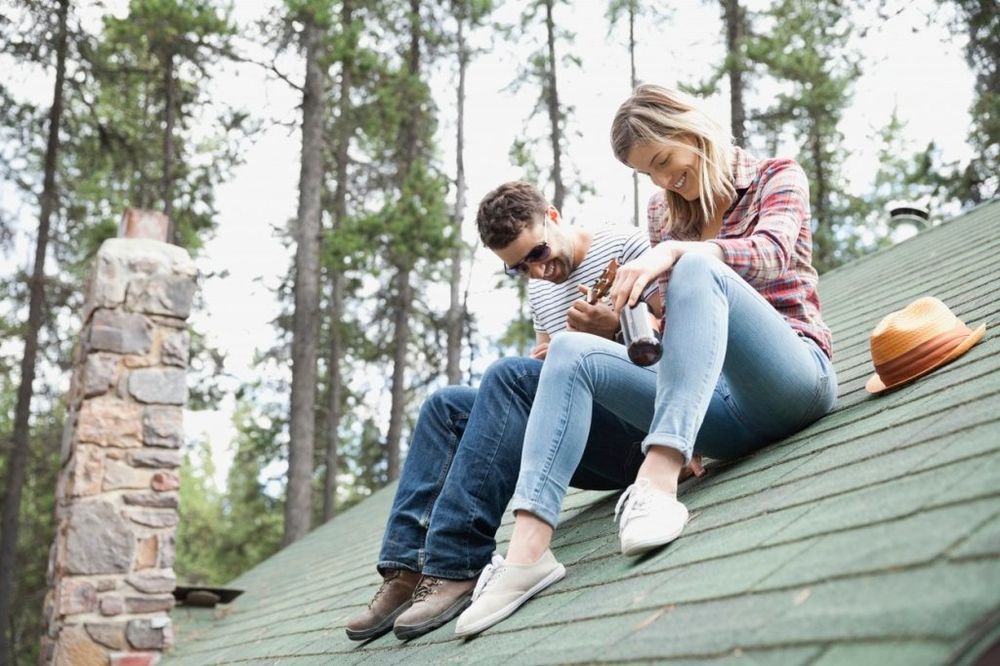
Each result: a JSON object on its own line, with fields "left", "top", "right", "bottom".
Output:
{"left": 0, "top": 2, "right": 69, "bottom": 658}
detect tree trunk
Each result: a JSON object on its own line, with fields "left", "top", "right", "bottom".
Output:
{"left": 722, "top": 0, "right": 747, "bottom": 147}
{"left": 284, "top": 15, "right": 326, "bottom": 546}
{"left": 0, "top": 0, "right": 69, "bottom": 658}
{"left": 543, "top": 0, "right": 565, "bottom": 212}
{"left": 323, "top": 0, "right": 354, "bottom": 523}
{"left": 629, "top": 1, "right": 639, "bottom": 227}
{"left": 809, "top": 115, "right": 832, "bottom": 270}
{"left": 162, "top": 51, "right": 176, "bottom": 243}
{"left": 385, "top": 269, "right": 412, "bottom": 482}
{"left": 446, "top": 0, "right": 468, "bottom": 385}
{"left": 384, "top": 0, "right": 422, "bottom": 483}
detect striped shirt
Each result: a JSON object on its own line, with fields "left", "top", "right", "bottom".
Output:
{"left": 647, "top": 147, "right": 833, "bottom": 358}
{"left": 529, "top": 226, "right": 656, "bottom": 336}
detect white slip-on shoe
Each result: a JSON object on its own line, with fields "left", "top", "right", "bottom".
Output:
{"left": 614, "top": 477, "right": 689, "bottom": 557}
{"left": 454, "top": 550, "right": 566, "bottom": 637}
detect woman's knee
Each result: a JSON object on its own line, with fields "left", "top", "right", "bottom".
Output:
{"left": 668, "top": 252, "right": 725, "bottom": 295}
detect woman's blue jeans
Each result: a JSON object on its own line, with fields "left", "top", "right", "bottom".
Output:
{"left": 511, "top": 253, "right": 839, "bottom": 528}
{"left": 378, "top": 356, "right": 647, "bottom": 579}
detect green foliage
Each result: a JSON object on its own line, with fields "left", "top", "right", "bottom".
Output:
{"left": 744, "top": 0, "right": 861, "bottom": 272}
{"left": 942, "top": 0, "right": 1000, "bottom": 204}
{"left": 176, "top": 401, "right": 283, "bottom": 586}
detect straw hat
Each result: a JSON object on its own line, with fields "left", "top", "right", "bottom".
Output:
{"left": 866, "top": 296, "right": 986, "bottom": 394}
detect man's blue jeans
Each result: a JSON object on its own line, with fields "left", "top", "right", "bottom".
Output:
{"left": 378, "top": 355, "right": 646, "bottom": 580}
{"left": 512, "top": 254, "right": 839, "bottom": 528}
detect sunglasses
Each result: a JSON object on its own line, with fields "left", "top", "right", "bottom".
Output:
{"left": 504, "top": 218, "right": 551, "bottom": 277}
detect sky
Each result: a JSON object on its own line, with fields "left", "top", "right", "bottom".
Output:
{"left": 1, "top": 0, "right": 976, "bottom": 489}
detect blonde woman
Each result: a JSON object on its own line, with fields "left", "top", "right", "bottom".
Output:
{"left": 456, "top": 84, "right": 838, "bottom": 636}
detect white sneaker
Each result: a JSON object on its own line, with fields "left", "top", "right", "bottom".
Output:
{"left": 454, "top": 550, "right": 565, "bottom": 637}
{"left": 614, "top": 478, "right": 689, "bottom": 556}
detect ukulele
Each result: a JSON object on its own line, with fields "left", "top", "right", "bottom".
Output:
{"left": 588, "top": 258, "right": 618, "bottom": 305}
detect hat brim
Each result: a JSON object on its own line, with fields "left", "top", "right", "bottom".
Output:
{"left": 866, "top": 323, "right": 986, "bottom": 394}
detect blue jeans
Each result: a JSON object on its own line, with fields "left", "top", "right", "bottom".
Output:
{"left": 378, "top": 355, "right": 647, "bottom": 579}
{"left": 511, "top": 253, "right": 838, "bottom": 527}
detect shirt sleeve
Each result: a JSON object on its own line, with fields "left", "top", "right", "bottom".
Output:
{"left": 528, "top": 283, "right": 546, "bottom": 334}
{"left": 709, "top": 160, "right": 810, "bottom": 286}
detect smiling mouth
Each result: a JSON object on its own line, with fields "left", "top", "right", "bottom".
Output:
{"left": 543, "top": 263, "right": 557, "bottom": 280}
{"left": 673, "top": 172, "right": 687, "bottom": 190}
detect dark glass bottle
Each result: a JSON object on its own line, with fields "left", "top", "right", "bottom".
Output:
{"left": 619, "top": 302, "right": 662, "bottom": 366}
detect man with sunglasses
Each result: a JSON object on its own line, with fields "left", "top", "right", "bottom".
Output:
{"left": 347, "top": 181, "right": 659, "bottom": 642}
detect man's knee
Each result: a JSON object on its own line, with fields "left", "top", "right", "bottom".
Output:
{"left": 480, "top": 355, "right": 541, "bottom": 391}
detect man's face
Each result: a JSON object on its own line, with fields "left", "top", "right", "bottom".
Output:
{"left": 494, "top": 208, "right": 575, "bottom": 284}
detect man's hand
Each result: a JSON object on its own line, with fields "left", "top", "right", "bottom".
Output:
{"left": 530, "top": 342, "right": 549, "bottom": 360}
{"left": 566, "top": 285, "right": 619, "bottom": 339}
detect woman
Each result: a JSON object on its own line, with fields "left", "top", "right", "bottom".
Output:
{"left": 455, "top": 84, "right": 838, "bottom": 637}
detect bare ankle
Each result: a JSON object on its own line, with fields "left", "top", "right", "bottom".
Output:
{"left": 637, "top": 447, "right": 685, "bottom": 494}
{"left": 505, "top": 511, "right": 554, "bottom": 565}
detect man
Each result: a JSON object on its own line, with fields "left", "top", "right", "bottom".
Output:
{"left": 346, "top": 181, "right": 659, "bottom": 641}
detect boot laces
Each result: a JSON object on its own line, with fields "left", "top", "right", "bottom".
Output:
{"left": 369, "top": 570, "right": 401, "bottom": 608}
{"left": 412, "top": 576, "right": 442, "bottom": 602}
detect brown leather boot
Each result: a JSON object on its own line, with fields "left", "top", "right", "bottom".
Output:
{"left": 393, "top": 575, "right": 477, "bottom": 640}
{"left": 345, "top": 569, "right": 421, "bottom": 641}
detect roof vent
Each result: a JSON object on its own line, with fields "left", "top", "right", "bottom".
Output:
{"left": 888, "top": 201, "right": 930, "bottom": 243}
{"left": 888, "top": 202, "right": 930, "bottom": 230}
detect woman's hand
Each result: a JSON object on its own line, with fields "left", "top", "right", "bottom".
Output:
{"left": 612, "top": 243, "right": 676, "bottom": 313}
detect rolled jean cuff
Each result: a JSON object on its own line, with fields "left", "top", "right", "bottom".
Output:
{"left": 376, "top": 559, "right": 420, "bottom": 576}
{"left": 420, "top": 564, "right": 484, "bottom": 581}
{"left": 642, "top": 434, "right": 693, "bottom": 464}
{"left": 509, "top": 497, "right": 562, "bottom": 530}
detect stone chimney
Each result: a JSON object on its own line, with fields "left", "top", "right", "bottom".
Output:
{"left": 41, "top": 210, "right": 196, "bottom": 666}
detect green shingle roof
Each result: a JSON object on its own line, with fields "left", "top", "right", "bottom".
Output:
{"left": 166, "top": 200, "right": 1000, "bottom": 665}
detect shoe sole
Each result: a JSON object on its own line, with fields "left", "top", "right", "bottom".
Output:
{"left": 393, "top": 591, "right": 473, "bottom": 640}
{"left": 454, "top": 564, "right": 566, "bottom": 638}
{"left": 621, "top": 518, "right": 687, "bottom": 557}
{"left": 345, "top": 601, "right": 412, "bottom": 641}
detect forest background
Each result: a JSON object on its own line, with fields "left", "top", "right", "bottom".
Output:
{"left": 0, "top": 0, "right": 996, "bottom": 662}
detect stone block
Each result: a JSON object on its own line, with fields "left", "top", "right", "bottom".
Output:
{"left": 83, "top": 352, "right": 121, "bottom": 398}
{"left": 125, "top": 510, "right": 179, "bottom": 529}
{"left": 135, "top": 537, "right": 158, "bottom": 570}
{"left": 97, "top": 579, "right": 118, "bottom": 592}
{"left": 100, "top": 594, "right": 124, "bottom": 616}
{"left": 126, "top": 273, "right": 196, "bottom": 319}
{"left": 110, "top": 652, "right": 160, "bottom": 666}
{"left": 86, "top": 622, "right": 127, "bottom": 650}
{"left": 103, "top": 460, "right": 153, "bottom": 491}
{"left": 158, "top": 532, "right": 176, "bottom": 569}
{"left": 77, "top": 397, "right": 142, "bottom": 448}
{"left": 151, "top": 471, "right": 180, "bottom": 492}
{"left": 129, "top": 368, "right": 187, "bottom": 405}
{"left": 65, "top": 502, "right": 135, "bottom": 575}
{"left": 56, "top": 625, "right": 106, "bottom": 666}
{"left": 89, "top": 309, "right": 154, "bottom": 354}
{"left": 126, "top": 618, "right": 168, "bottom": 649}
{"left": 142, "top": 406, "right": 183, "bottom": 448}
{"left": 69, "top": 446, "right": 104, "bottom": 497}
{"left": 125, "top": 596, "right": 175, "bottom": 614}
{"left": 160, "top": 329, "right": 189, "bottom": 367}
{"left": 127, "top": 571, "right": 176, "bottom": 594}
{"left": 57, "top": 578, "right": 98, "bottom": 615}
{"left": 130, "top": 450, "right": 182, "bottom": 469}
{"left": 85, "top": 251, "right": 127, "bottom": 316}
{"left": 123, "top": 492, "right": 179, "bottom": 509}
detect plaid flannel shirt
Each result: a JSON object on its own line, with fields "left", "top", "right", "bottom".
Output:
{"left": 647, "top": 147, "right": 833, "bottom": 359}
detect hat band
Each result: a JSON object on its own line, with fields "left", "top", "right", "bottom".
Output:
{"left": 874, "top": 322, "right": 971, "bottom": 387}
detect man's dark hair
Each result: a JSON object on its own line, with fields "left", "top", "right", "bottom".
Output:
{"left": 476, "top": 181, "right": 549, "bottom": 249}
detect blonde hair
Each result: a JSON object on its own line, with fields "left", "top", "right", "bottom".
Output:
{"left": 611, "top": 84, "right": 736, "bottom": 240}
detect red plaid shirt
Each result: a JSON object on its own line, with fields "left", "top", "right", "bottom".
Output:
{"left": 647, "top": 147, "right": 833, "bottom": 358}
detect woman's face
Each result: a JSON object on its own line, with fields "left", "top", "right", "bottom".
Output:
{"left": 626, "top": 135, "right": 702, "bottom": 202}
